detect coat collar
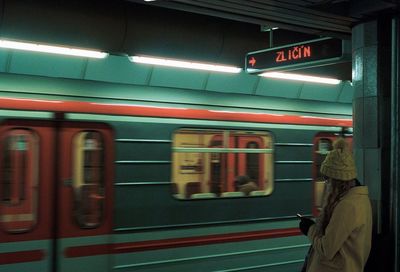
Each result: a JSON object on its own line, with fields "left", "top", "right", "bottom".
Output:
{"left": 347, "top": 185, "right": 369, "bottom": 196}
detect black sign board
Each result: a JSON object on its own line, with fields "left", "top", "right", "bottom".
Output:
{"left": 245, "top": 38, "right": 349, "bottom": 73}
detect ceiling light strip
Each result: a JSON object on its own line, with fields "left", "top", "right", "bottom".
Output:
{"left": 129, "top": 55, "right": 242, "bottom": 73}
{"left": 0, "top": 40, "right": 108, "bottom": 59}
{"left": 259, "top": 72, "right": 341, "bottom": 85}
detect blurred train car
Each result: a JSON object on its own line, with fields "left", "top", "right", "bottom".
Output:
{"left": 0, "top": 85, "right": 352, "bottom": 272}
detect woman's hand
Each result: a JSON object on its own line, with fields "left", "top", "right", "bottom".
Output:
{"left": 299, "top": 217, "right": 315, "bottom": 236}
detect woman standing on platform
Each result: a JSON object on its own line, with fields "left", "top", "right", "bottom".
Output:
{"left": 298, "top": 138, "right": 373, "bottom": 272}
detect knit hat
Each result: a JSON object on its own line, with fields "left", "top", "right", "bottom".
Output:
{"left": 320, "top": 138, "right": 356, "bottom": 181}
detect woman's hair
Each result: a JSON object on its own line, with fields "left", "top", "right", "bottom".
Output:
{"left": 315, "top": 178, "right": 356, "bottom": 236}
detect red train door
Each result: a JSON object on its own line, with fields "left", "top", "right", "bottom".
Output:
{"left": 208, "top": 133, "right": 266, "bottom": 193}
{"left": 0, "top": 120, "right": 55, "bottom": 272}
{"left": 237, "top": 135, "right": 265, "bottom": 190}
{"left": 208, "top": 135, "right": 226, "bottom": 195}
{"left": 0, "top": 120, "right": 114, "bottom": 272}
{"left": 57, "top": 122, "right": 114, "bottom": 272}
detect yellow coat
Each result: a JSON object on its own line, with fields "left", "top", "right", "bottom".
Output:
{"left": 306, "top": 186, "right": 372, "bottom": 272}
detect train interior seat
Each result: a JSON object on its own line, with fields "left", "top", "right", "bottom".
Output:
{"left": 185, "top": 181, "right": 201, "bottom": 198}
{"left": 249, "top": 190, "right": 266, "bottom": 196}
{"left": 190, "top": 193, "right": 217, "bottom": 199}
{"left": 171, "top": 182, "right": 184, "bottom": 199}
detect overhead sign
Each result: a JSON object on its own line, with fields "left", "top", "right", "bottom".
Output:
{"left": 245, "top": 37, "right": 350, "bottom": 74}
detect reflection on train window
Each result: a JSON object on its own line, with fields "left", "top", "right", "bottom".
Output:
{"left": 72, "top": 131, "right": 105, "bottom": 228}
{"left": 0, "top": 129, "right": 38, "bottom": 233}
{"left": 172, "top": 129, "right": 274, "bottom": 199}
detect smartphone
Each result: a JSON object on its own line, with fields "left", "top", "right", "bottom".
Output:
{"left": 296, "top": 213, "right": 303, "bottom": 219}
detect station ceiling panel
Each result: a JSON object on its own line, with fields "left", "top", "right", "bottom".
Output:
{"left": 0, "top": 48, "right": 353, "bottom": 103}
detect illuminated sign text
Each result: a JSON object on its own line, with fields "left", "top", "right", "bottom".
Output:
{"left": 246, "top": 38, "right": 347, "bottom": 73}
{"left": 276, "top": 45, "right": 311, "bottom": 62}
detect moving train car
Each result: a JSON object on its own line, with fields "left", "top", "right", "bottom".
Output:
{"left": 0, "top": 80, "right": 352, "bottom": 272}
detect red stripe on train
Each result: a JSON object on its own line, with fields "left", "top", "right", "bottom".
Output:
{"left": 0, "top": 250, "right": 45, "bottom": 265}
{"left": 64, "top": 227, "right": 301, "bottom": 258}
{"left": 0, "top": 97, "right": 352, "bottom": 127}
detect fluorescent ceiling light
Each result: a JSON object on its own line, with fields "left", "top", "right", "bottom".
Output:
{"left": 0, "top": 40, "right": 108, "bottom": 59}
{"left": 259, "top": 72, "right": 341, "bottom": 85}
{"left": 129, "top": 55, "right": 242, "bottom": 73}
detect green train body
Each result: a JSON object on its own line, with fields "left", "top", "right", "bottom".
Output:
{"left": 0, "top": 73, "right": 352, "bottom": 272}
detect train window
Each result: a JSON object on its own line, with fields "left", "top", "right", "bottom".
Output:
{"left": 0, "top": 129, "right": 39, "bottom": 233}
{"left": 72, "top": 131, "right": 105, "bottom": 228}
{"left": 172, "top": 129, "right": 274, "bottom": 199}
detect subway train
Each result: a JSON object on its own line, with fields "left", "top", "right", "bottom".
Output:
{"left": 0, "top": 82, "right": 352, "bottom": 272}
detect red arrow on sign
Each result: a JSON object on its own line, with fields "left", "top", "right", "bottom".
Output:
{"left": 248, "top": 57, "right": 256, "bottom": 67}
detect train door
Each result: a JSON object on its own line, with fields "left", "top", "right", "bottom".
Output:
{"left": 209, "top": 134, "right": 226, "bottom": 195}
{"left": 208, "top": 134, "right": 241, "bottom": 193}
{"left": 237, "top": 135, "right": 265, "bottom": 191}
{"left": 209, "top": 132, "right": 266, "bottom": 193}
{"left": 0, "top": 120, "right": 114, "bottom": 272}
{"left": 57, "top": 122, "right": 114, "bottom": 272}
{"left": 0, "top": 120, "right": 55, "bottom": 272}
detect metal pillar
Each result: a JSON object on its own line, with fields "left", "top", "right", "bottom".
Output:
{"left": 352, "top": 18, "right": 394, "bottom": 271}
{"left": 391, "top": 16, "right": 400, "bottom": 272}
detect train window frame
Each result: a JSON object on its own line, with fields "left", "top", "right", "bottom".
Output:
{"left": 72, "top": 130, "right": 105, "bottom": 229}
{"left": 171, "top": 128, "right": 274, "bottom": 200}
{"left": 0, "top": 128, "right": 39, "bottom": 233}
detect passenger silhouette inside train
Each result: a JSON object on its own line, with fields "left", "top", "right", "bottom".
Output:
{"left": 234, "top": 175, "right": 258, "bottom": 196}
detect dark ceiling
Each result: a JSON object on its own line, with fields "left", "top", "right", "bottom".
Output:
{"left": 127, "top": 0, "right": 399, "bottom": 37}
{"left": 0, "top": 0, "right": 398, "bottom": 81}
{"left": 125, "top": 0, "right": 399, "bottom": 80}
